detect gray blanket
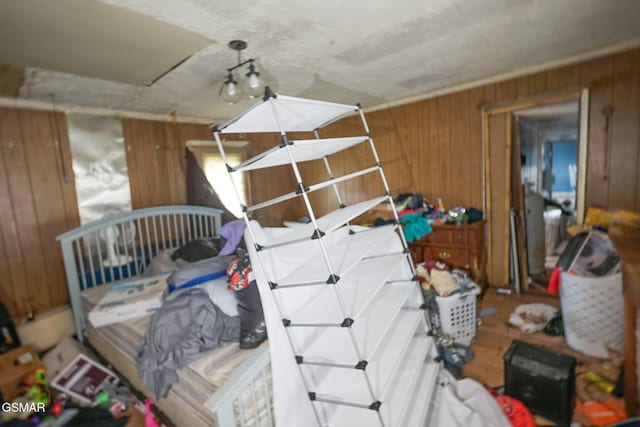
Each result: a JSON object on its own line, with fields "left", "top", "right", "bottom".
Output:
{"left": 137, "top": 287, "right": 240, "bottom": 399}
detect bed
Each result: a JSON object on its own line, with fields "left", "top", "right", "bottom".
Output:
{"left": 56, "top": 205, "right": 273, "bottom": 427}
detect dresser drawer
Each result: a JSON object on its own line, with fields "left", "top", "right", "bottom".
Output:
{"left": 424, "top": 246, "right": 471, "bottom": 270}
{"left": 424, "top": 229, "right": 453, "bottom": 245}
{"left": 452, "top": 228, "right": 467, "bottom": 245}
{"left": 421, "top": 226, "right": 469, "bottom": 246}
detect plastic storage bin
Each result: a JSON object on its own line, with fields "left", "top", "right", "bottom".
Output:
{"left": 435, "top": 285, "right": 481, "bottom": 346}
{"left": 559, "top": 271, "right": 623, "bottom": 358}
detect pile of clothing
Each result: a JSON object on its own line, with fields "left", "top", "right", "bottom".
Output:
{"left": 373, "top": 192, "right": 483, "bottom": 243}
{"left": 137, "top": 220, "right": 267, "bottom": 400}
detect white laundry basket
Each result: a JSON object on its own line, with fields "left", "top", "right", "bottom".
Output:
{"left": 560, "top": 271, "right": 623, "bottom": 358}
{"left": 436, "top": 285, "right": 481, "bottom": 346}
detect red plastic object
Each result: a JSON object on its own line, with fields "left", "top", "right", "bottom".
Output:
{"left": 51, "top": 403, "right": 63, "bottom": 417}
{"left": 547, "top": 267, "right": 560, "bottom": 294}
{"left": 494, "top": 394, "right": 537, "bottom": 427}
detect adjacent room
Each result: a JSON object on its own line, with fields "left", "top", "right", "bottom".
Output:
{"left": 1, "top": 1, "right": 640, "bottom": 426}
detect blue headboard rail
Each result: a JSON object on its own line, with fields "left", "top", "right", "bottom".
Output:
{"left": 57, "top": 205, "right": 223, "bottom": 340}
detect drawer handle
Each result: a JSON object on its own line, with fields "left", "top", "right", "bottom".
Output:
{"left": 439, "top": 251, "right": 451, "bottom": 259}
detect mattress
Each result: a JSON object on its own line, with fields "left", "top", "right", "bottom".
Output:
{"left": 82, "top": 281, "right": 257, "bottom": 426}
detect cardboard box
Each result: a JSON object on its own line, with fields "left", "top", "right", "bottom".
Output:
{"left": 17, "top": 305, "right": 75, "bottom": 351}
{"left": 0, "top": 346, "right": 41, "bottom": 401}
{"left": 50, "top": 354, "right": 118, "bottom": 405}
{"left": 42, "top": 336, "right": 95, "bottom": 380}
{"left": 89, "top": 273, "right": 169, "bottom": 327}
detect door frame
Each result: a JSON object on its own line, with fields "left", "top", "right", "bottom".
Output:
{"left": 481, "top": 87, "right": 589, "bottom": 287}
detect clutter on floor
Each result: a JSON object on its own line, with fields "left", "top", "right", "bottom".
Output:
{"left": 416, "top": 248, "right": 630, "bottom": 425}
{"left": 507, "top": 303, "right": 558, "bottom": 333}
{"left": 0, "top": 337, "right": 160, "bottom": 427}
{"left": 464, "top": 290, "right": 627, "bottom": 426}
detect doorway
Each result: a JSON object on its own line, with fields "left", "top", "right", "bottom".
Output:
{"left": 514, "top": 101, "right": 580, "bottom": 283}
{"left": 482, "top": 89, "right": 589, "bottom": 291}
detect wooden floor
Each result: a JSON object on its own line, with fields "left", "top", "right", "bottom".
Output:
{"left": 463, "top": 289, "right": 624, "bottom": 426}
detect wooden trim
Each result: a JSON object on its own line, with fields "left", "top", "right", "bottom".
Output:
{"left": 483, "top": 112, "right": 492, "bottom": 283}
{"left": 576, "top": 88, "right": 590, "bottom": 224}
{"left": 504, "top": 114, "right": 512, "bottom": 286}
{"left": 0, "top": 96, "right": 216, "bottom": 124}
{"left": 511, "top": 117, "right": 529, "bottom": 291}
{"left": 482, "top": 88, "right": 583, "bottom": 115}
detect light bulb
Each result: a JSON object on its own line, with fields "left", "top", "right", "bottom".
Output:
{"left": 222, "top": 75, "right": 241, "bottom": 104}
{"left": 244, "top": 63, "right": 264, "bottom": 98}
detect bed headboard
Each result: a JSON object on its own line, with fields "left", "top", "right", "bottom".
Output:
{"left": 57, "top": 205, "right": 223, "bottom": 339}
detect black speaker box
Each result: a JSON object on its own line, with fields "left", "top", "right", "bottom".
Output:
{"left": 504, "top": 340, "right": 576, "bottom": 426}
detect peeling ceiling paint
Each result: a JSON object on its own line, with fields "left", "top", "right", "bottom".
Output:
{"left": 7, "top": 0, "right": 640, "bottom": 121}
{"left": 0, "top": 0, "right": 211, "bottom": 86}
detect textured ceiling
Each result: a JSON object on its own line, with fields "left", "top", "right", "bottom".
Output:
{"left": 0, "top": 0, "right": 211, "bottom": 86}
{"left": 8, "top": 0, "right": 640, "bottom": 121}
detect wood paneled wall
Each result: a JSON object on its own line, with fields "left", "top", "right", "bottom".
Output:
{"left": 123, "top": 118, "right": 216, "bottom": 208}
{"left": 1, "top": 48, "right": 639, "bottom": 316}
{"left": 0, "top": 115, "right": 225, "bottom": 318}
{"left": 264, "top": 48, "right": 640, "bottom": 232}
{"left": 0, "top": 107, "right": 79, "bottom": 317}
{"left": 122, "top": 118, "right": 302, "bottom": 227}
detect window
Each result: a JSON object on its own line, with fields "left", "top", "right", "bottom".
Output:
{"left": 202, "top": 152, "right": 248, "bottom": 218}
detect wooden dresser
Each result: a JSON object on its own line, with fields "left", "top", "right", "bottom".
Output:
{"left": 408, "top": 221, "right": 485, "bottom": 280}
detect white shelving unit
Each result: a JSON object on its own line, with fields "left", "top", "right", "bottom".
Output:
{"left": 214, "top": 89, "right": 440, "bottom": 427}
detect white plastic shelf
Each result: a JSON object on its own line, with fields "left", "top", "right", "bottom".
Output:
{"left": 379, "top": 333, "right": 432, "bottom": 426}
{"left": 217, "top": 91, "right": 436, "bottom": 427}
{"left": 217, "top": 94, "right": 358, "bottom": 134}
{"left": 278, "top": 254, "right": 409, "bottom": 323}
{"left": 303, "top": 310, "right": 428, "bottom": 406}
{"left": 276, "top": 225, "right": 399, "bottom": 286}
{"left": 291, "top": 298, "right": 422, "bottom": 369}
{"left": 258, "top": 196, "right": 388, "bottom": 248}
{"left": 246, "top": 165, "right": 380, "bottom": 213}
{"left": 326, "top": 331, "right": 431, "bottom": 426}
{"left": 232, "top": 136, "right": 368, "bottom": 172}
{"left": 399, "top": 362, "right": 440, "bottom": 427}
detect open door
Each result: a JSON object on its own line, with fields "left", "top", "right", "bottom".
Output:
{"left": 510, "top": 115, "right": 529, "bottom": 292}
{"left": 484, "top": 113, "right": 512, "bottom": 287}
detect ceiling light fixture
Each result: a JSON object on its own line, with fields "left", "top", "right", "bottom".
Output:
{"left": 221, "top": 40, "right": 265, "bottom": 104}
